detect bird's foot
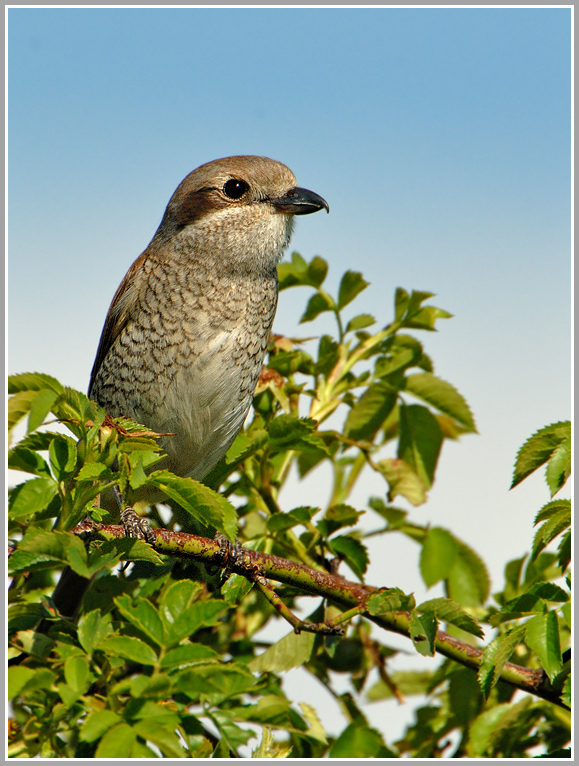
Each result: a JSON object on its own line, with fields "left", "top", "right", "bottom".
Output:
{"left": 120, "top": 507, "right": 156, "bottom": 544}
{"left": 215, "top": 531, "right": 246, "bottom": 586}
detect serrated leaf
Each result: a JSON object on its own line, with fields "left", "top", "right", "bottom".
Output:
{"left": 146, "top": 470, "right": 237, "bottom": 540}
{"left": 300, "top": 291, "right": 335, "bottom": 323}
{"left": 511, "top": 421, "right": 571, "bottom": 490}
{"left": 478, "top": 624, "right": 527, "bottom": 698}
{"left": 249, "top": 630, "right": 315, "bottom": 673}
{"left": 78, "top": 610, "right": 113, "bottom": 655}
{"left": 48, "top": 435, "right": 77, "bottom": 480}
{"left": 8, "top": 477, "right": 59, "bottom": 519}
{"left": 531, "top": 506, "right": 571, "bottom": 562}
{"left": 491, "top": 581, "right": 569, "bottom": 625}
{"left": 277, "top": 251, "right": 310, "bottom": 289}
{"left": 8, "top": 446, "right": 52, "bottom": 478}
{"left": 524, "top": 611, "right": 562, "bottom": 680}
{"left": 337, "top": 270, "right": 369, "bottom": 309}
{"left": 376, "top": 457, "right": 427, "bottom": 506}
{"left": 160, "top": 642, "right": 221, "bottom": 669}
{"left": 79, "top": 710, "right": 123, "bottom": 743}
{"left": 366, "top": 587, "right": 416, "bottom": 616}
{"left": 8, "top": 391, "right": 39, "bottom": 434}
{"left": 95, "top": 723, "right": 137, "bottom": 758}
{"left": 405, "top": 373, "right": 476, "bottom": 432}
{"left": 8, "top": 372, "right": 64, "bottom": 395}
{"left": 544, "top": 435, "right": 571, "bottom": 496}
{"left": 115, "top": 594, "right": 165, "bottom": 646}
{"left": 420, "top": 527, "right": 457, "bottom": 587}
{"left": 418, "top": 597, "right": 484, "bottom": 638}
{"left": 328, "top": 535, "right": 368, "bottom": 580}
{"left": 345, "top": 313, "right": 376, "bottom": 333}
{"left": 306, "top": 255, "right": 329, "bottom": 287}
{"left": 343, "top": 381, "right": 397, "bottom": 442}
{"left": 132, "top": 719, "right": 187, "bottom": 758}
{"left": 366, "top": 670, "right": 434, "bottom": 701}
{"left": 27, "top": 388, "right": 60, "bottom": 433}
{"left": 64, "top": 655, "right": 90, "bottom": 693}
{"left": 398, "top": 404, "right": 443, "bottom": 489}
{"left": 100, "top": 636, "right": 159, "bottom": 666}
{"left": 410, "top": 610, "right": 437, "bottom": 656}
{"left": 329, "top": 721, "right": 393, "bottom": 758}
{"left": 446, "top": 538, "right": 490, "bottom": 607}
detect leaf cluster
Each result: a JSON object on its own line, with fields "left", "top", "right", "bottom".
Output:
{"left": 7, "top": 255, "right": 570, "bottom": 757}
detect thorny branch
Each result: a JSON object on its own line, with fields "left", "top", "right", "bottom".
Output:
{"left": 71, "top": 520, "right": 568, "bottom": 710}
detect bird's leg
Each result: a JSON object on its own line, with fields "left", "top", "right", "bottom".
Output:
{"left": 214, "top": 531, "right": 246, "bottom": 586}
{"left": 113, "top": 485, "right": 156, "bottom": 544}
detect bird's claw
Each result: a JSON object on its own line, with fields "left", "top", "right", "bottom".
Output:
{"left": 120, "top": 507, "right": 156, "bottom": 544}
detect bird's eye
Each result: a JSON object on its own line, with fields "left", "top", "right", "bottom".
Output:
{"left": 223, "top": 179, "right": 249, "bottom": 200}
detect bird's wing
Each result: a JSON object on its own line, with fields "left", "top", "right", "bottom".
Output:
{"left": 88, "top": 251, "right": 148, "bottom": 395}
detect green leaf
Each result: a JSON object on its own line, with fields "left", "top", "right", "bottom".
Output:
{"left": 300, "top": 291, "right": 335, "bottom": 323}
{"left": 531, "top": 504, "right": 571, "bottom": 562}
{"left": 328, "top": 535, "right": 368, "bottom": 580}
{"left": 405, "top": 373, "right": 477, "bottom": 432}
{"left": 420, "top": 527, "right": 457, "bottom": 587}
{"left": 397, "top": 403, "right": 443, "bottom": 490}
{"left": 8, "top": 667, "right": 36, "bottom": 700}
{"left": 376, "top": 457, "right": 427, "bottom": 506}
{"left": 249, "top": 630, "right": 315, "bottom": 673}
{"left": 491, "top": 581, "right": 569, "bottom": 624}
{"left": 418, "top": 597, "right": 484, "bottom": 638}
{"left": 8, "top": 477, "right": 59, "bottom": 519}
{"left": 337, "top": 270, "right": 369, "bottom": 309}
{"left": 268, "top": 415, "right": 329, "bottom": 454}
{"left": 132, "top": 720, "right": 188, "bottom": 758}
{"left": 268, "top": 505, "right": 319, "bottom": 533}
{"left": 8, "top": 371, "right": 64, "bottom": 395}
{"left": 95, "top": 723, "right": 137, "bottom": 758}
{"left": 8, "top": 445, "right": 52, "bottom": 478}
{"left": 345, "top": 313, "right": 376, "bottom": 333}
{"left": 8, "top": 667, "right": 56, "bottom": 699}
{"left": 48, "top": 435, "right": 77, "bottom": 480}
{"left": 146, "top": 470, "right": 238, "bottom": 540}
{"left": 115, "top": 594, "right": 165, "bottom": 646}
{"left": 27, "top": 388, "right": 60, "bottom": 433}
{"left": 510, "top": 421, "right": 571, "bottom": 490}
{"left": 306, "top": 255, "right": 329, "bottom": 287}
{"left": 159, "top": 584, "right": 228, "bottom": 646}
{"left": 330, "top": 721, "right": 394, "bottom": 758}
{"left": 64, "top": 655, "right": 90, "bottom": 694}
{"left": 75, "top": 462, "right": 111, "bottom": 481}
{"left": 78, "top": 610, "right": 113, "bottom": 655}
{"left": 410, "top": 610, "right": 437, "bottom": 656}
{"left": 446, "top": 539, "right": 490, "bottom": 607}
{"left": 160, "top": 642, "right": 221, "bottom": 670}
{"left": 524, "top": 611, "right": 562, "bottom": 681}
{"left": 365, "top": 587, "right": 416, "bottom": 616}
{"left": 343, "top": 381, "right": 397, "bottom": 441}
{"left": 8, "top": 390, "right": 38, "bottom": 434}
{"left": 544, "top": 435, "right": 571, "bottom": 496}
{"left": 100, "top": 636, "right": 159, "bottom": 666}
{"left": 79, "top": 710, "right": 123, "bottom": 743}
{"left": 277, "top": 251, "right": 317, "bottom": 289}
{"left": 366, "top": 670, "right": 434, "bottom": 701}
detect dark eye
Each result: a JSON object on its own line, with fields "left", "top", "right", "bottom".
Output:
{"left": 223, "top": 178, "right": 249, "bottom": 200}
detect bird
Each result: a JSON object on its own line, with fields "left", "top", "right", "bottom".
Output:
{"left": 88, "top": 155, "right": 329, "bottom": 487}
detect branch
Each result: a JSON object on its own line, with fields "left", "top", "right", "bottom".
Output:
{"left": 73, "top": 521, "right": 568, "bottom": 710}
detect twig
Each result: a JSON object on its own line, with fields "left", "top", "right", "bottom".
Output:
{"left": 70, "top": 521, "right": 568, "bottom": 710}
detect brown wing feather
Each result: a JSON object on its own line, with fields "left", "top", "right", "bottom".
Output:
{"left": 88, "top": 251, "right": 148, "bottom": 396}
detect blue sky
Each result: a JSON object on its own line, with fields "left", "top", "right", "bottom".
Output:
{"left": 8, "top": 6, "right": 572, "bottom": 744}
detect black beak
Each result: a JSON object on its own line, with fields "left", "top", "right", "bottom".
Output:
{"left": 272, "top": 186, "right": 330, "bottom": 216}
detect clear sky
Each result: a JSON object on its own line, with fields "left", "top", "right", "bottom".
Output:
{"left": 8, "top": 6, "right": 572, "bottom": 746}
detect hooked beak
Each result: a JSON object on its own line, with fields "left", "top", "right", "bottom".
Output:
{"left": 271, "top": 186, "right": 330, "bottom": 216}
